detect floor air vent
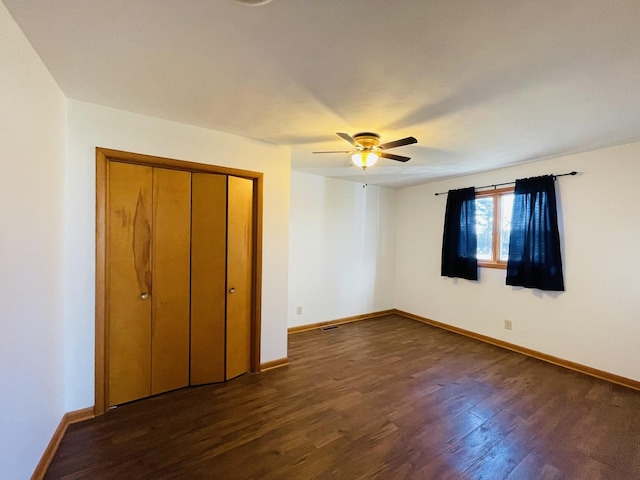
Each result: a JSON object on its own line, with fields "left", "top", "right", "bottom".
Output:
{"left": 321, "top": 325, "right": 340, "bottom": 331}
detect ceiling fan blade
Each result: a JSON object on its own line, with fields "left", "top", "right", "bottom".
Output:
{"left": 379, "top": 136, "right": 418, "bottom": 150}
{"left": 380, "top": 152, "right": 411, "bottom": 162}
{"left": 336, "top": 132, "right": 357, "bottom": 146}
{"left": 312, "top": 150, "right": 352, "bottom": 154}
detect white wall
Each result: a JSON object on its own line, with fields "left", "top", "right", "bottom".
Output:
{"left": 288, "top": 172, "right": 396, "bottom": 328}
{"left": 395, "top": 142, "right": 640, "bottom": 382}
{"left": 65, "top": 100, "right": 291, "bottom": 410}
{"left": 0, "top": 2, "right": 67, "bottom": 478}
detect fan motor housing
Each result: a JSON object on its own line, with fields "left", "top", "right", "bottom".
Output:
{"left": 353, "top": 132, "right": 380, "bottom": 149}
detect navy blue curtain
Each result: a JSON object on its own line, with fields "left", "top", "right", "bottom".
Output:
{"left": 441, "top": 187, "right": 478, "bottom": 280}
{"left": 506, "top": 175, "right": 564, "bottom": 291}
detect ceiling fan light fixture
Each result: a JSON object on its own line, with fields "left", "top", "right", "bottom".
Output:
{"left": 351, "top": 151, "right": 379, "bottom": 169}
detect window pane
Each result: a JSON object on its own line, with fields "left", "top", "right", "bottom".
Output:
{"left": 475, "top": 197, "right": 493, "bottom": 260}
{"left": 499, "top": 193, "right": 514, "bottom": 261}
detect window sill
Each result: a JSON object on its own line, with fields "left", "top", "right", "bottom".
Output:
{"left": 478, "top": 262, "right": 507, "bottom": 270}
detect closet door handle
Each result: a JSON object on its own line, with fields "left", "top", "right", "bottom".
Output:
{"left": 141, "top": 293, "right": 149, "bottom": 299}
{"left": 229, "top": 287, "right": 235, "bottom": 294}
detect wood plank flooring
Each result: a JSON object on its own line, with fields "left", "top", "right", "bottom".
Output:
{"left": 45, "top": 315, "right": 640, "bottom": 479}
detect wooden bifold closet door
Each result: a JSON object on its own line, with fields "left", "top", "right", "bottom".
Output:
{"left": 190, "top": 174, "right": 253, "bottom": 384}
{"left": 107, "top": 163, "right": 191, "bottom": 406}
{"left": 106, "top": 162, "right": 253, "bottom": 408}
{"left": 150, "top": 168, "right": 192, "bottom": 395}
{"left": 107, "top": 162, "right": 153, "bottom": 406}
{"left": 190, "top": 173, "right": 227, "bottom": 385}
{"left": 225, "top": 176, "right": 254, "bottom": 379}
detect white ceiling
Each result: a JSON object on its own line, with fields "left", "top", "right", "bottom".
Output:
{"left": 5, "top": 0, "right": 640, "bottom": 187}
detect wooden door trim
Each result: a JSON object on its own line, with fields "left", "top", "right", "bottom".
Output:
{"left": 96, "top": 148, "right": 263, "bottom": 179}
{"left": 95, "top": 150, "right": 108, "bottom": 415}
{"left": 95, "top": 147, "right": 263, "bottom": 415}
{"left": 252, "top": 176, "right": 263, "bottom": 372}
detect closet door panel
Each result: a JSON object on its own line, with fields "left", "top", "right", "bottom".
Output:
{"left": 226, "top": 176, "right": 254, "bottom": 379}
{"left": 150, "top": 168, "right": 192, "bottom": 395}
{"left": 190, "top": 173, "right": 227, "bottom": 384}
{"left": 107, "top": 162, "right": 153, "bottom": 406}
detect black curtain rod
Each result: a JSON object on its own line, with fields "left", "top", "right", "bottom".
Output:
{"left": 433, "top": 171, "right": 578, "bottom": 196}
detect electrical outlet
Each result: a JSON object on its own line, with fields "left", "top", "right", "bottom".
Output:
{"left": 296, "top": 306, "right": 302, "bottom": 315}
{"left": 504, "top": 319, "right": 513, "bottom": 330}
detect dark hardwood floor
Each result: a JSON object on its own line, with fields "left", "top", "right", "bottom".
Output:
{"left": 45, "top": 315, "right": 640, "bottom": 479}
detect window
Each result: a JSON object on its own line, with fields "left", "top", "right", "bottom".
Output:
{"left": 475, "top": 187, "right": 514, "bottom": 268}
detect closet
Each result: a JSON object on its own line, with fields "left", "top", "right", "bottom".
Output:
{"left": 98, "top": 150, "right": 259, "bottom": 410}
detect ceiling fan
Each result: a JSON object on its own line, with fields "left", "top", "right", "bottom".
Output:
{"left": 313, "top": 132, "right": 418, "bottom": 169}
